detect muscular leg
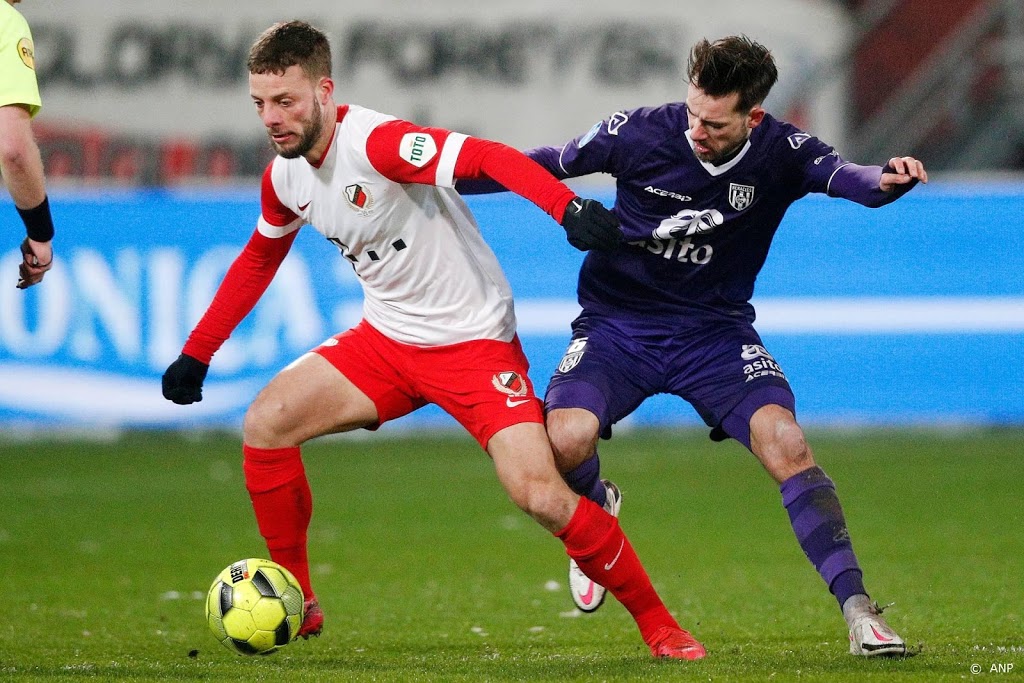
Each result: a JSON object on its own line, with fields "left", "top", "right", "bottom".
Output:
{"left": 546, "top": 407, "right": 607, "bottom": 506}
{"left": 244, "top": 352, "right": 378, "bottom": 449}
{"left": 242, "top": 352, "right": 378, "bottom": 601}
{"left": 487, "top": 423, "right": 702, "bottom": 657}
{"left": 488, "top": 422, "right": 580, "bottom": 532}
{"left": 746, "top": 404, "right": 867, "bottom": 609}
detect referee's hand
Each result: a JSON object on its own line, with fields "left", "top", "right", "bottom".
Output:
{"left": 16, "top": 238, "right": 53, "bottom": 289}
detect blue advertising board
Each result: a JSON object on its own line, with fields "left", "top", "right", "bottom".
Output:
{"left": 1, "top": 182, "right": 1022, "bottom": 432}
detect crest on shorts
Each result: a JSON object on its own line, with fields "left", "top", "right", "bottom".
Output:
{"left": 492, "top": 371, "right": 527, "bottom": 397}
{"left": 557, "top": 337, "right": 588, "bottom": 374}
{"left": 728, "top": 183, "right": 755, "bottom": 211}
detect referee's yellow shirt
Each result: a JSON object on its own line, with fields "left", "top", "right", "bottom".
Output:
{"left": 0, "top": 2, "right": 40, "bottom": 118}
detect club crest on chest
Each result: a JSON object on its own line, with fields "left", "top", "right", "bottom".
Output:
{"left": 728, "top": 183, "right": 755, "bottom": 211}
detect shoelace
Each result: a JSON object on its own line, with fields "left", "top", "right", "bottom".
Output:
{"left": 869, "top": 600, "right": 896, "bottom": 616}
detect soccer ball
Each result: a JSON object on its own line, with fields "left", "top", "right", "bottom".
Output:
{"left": 205, "top": 558, "right": 304, "bottom": 655}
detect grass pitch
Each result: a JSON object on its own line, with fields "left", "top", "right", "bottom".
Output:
{"left": 0, "top": 428, "right": 1021, "bottom": 681}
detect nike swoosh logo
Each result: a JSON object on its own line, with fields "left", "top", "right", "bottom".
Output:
{"left": 298, "top": 201, "right": 311, "bottom": 211}
{"left": 570, "top": 199, "right": 583, "bottom": 213}
{"left": 506, "top": 397, "right": 530, "bottom": 408}
{"left": 869, "top": 625, "right": 893, "bottom": 642}
{"left": 604, "top": 539, "right": 625, "bottom": 571}
{"left": 576, "top": 581, "right": 596, "bottom": 605}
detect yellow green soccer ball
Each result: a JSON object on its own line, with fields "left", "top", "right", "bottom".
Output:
{"left": 206, "top": 558, "right": 304, "bottom": 655}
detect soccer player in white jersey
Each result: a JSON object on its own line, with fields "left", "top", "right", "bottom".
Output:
{"left": 162, "top": 21, "right": 705, "bottom": 660}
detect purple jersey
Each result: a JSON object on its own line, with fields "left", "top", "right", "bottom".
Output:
{"left": 528, "top": 104, "right": 910, "bottom": 328}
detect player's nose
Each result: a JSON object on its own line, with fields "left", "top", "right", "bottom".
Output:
{"left": 260, "top": 104, "right": 284, "bottom": 128}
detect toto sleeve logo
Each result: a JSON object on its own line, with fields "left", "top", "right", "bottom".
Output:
{"left": 399, "top": 133, "right": 437, "bottom": 167}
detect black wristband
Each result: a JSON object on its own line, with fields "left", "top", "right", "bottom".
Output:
{"left": 17, "top": 195, "right": 55, "bottom": 242}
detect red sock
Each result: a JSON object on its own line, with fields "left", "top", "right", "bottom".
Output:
{"left": 556, "top": 497, "right": 679, "bottom": 644}
{"left": 243, "top": 444, "right": 315, "bottom": 601}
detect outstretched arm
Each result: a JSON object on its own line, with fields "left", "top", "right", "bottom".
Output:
{"left": 455, "top": 138, "right": 620, "bottom": 251}
{"left": 828, "top": 155, "right": 928, "bottom": 207}
{"left": 456, "top": 143, "right": 579, "bottom": 196}
{"left": 453, "top": 137, "right": 575, "bottom": 221}
{"left": 367, "top": 120, "right": 621, "bottom": 251}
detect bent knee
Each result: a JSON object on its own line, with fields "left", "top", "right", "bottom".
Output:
{"left": 505, "top": 476, "right": 576, "bottom": 531}
{"left": 243, "top": 395, "right": 297, "bottom": 448}
{"left": 546, "top": 408, "right": 600, "bottom": 471}
{"left": 751, "top": 409, "right": 815, "bottom": 482}
{"left": 775, "top": 421, "right": 812, "bottom": 465}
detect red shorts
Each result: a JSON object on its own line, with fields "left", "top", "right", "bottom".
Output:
{"left": 312, "top": 321, "right": 544, "bottom": 449}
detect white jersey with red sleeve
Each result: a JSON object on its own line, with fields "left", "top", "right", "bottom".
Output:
{"left": 259, "top": 104, "right": 517, "bottom": 347}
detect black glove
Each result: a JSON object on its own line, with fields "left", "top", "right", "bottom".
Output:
{"left": 162, "top": 353, "right": 210, "bottom": 405}
{"left": 560, "top": 197, "right": 622, "bottom": 252}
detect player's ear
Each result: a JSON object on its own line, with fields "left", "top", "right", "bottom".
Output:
{"left": 747, "top": 106, "right": 765, "bottom": 129}
{"left": 317, "top": 76, "right": 334, "bottom": 103}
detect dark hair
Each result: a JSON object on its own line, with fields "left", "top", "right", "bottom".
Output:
{"left": 247, "top": 21, "right": 332, "bottom": 79}
{"left": 687, "top": 35, "right": 778, "bottom": 113}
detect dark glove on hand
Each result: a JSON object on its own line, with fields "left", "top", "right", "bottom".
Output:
{"left": 162, "top": 353, "right": 209, "bottom": 405}
{"left": 560, "top": 197, "right": 622, "bottom": 252}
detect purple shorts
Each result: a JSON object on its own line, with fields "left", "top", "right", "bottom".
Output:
{"left": 544, "top": 315, "right": 795, "bottom": 450}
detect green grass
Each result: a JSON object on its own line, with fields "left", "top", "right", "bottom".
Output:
{"left": 0, "top": 428, "right": 1021, "bottom": 681}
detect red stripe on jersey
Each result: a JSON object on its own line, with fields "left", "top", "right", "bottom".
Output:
{"left": 261, "top": 164, "right": 299, "bottom": 227}
{"left": 182, "top": 229, "right": 298, "bottom": 363}
{"left": 365, "top": 120, "right": 453, "bottom": 185}
{"left": 454, "top": 137, "right": 575, "bottom": 223}
{"left": 309, "top": 105, "right": 348, "bottom": 170}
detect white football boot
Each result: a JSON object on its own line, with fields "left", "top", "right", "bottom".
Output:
{"left": 568, "top": 480, "right": 622, "bottom": 612}
{"left": 845, "top": 596, "right": 907, "bottom": 656}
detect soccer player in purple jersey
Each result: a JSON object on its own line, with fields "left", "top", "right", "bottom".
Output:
{"left": 464, "top": 35, "right": 927, "bottom": 657}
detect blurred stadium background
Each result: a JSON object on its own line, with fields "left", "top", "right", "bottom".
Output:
{"left": 2, "top": 0, "right": 1023, "bottom": 433}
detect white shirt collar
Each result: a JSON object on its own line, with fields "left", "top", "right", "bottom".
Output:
{"left": 685, "top": 129, "right": 752, "bottom": 176}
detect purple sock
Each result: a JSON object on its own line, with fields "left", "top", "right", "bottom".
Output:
{"left": 563, "top": 454, "right": 607, "bottom": 507}
{"left": 781, "top": 466, "right": 866, "bottom": 608}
